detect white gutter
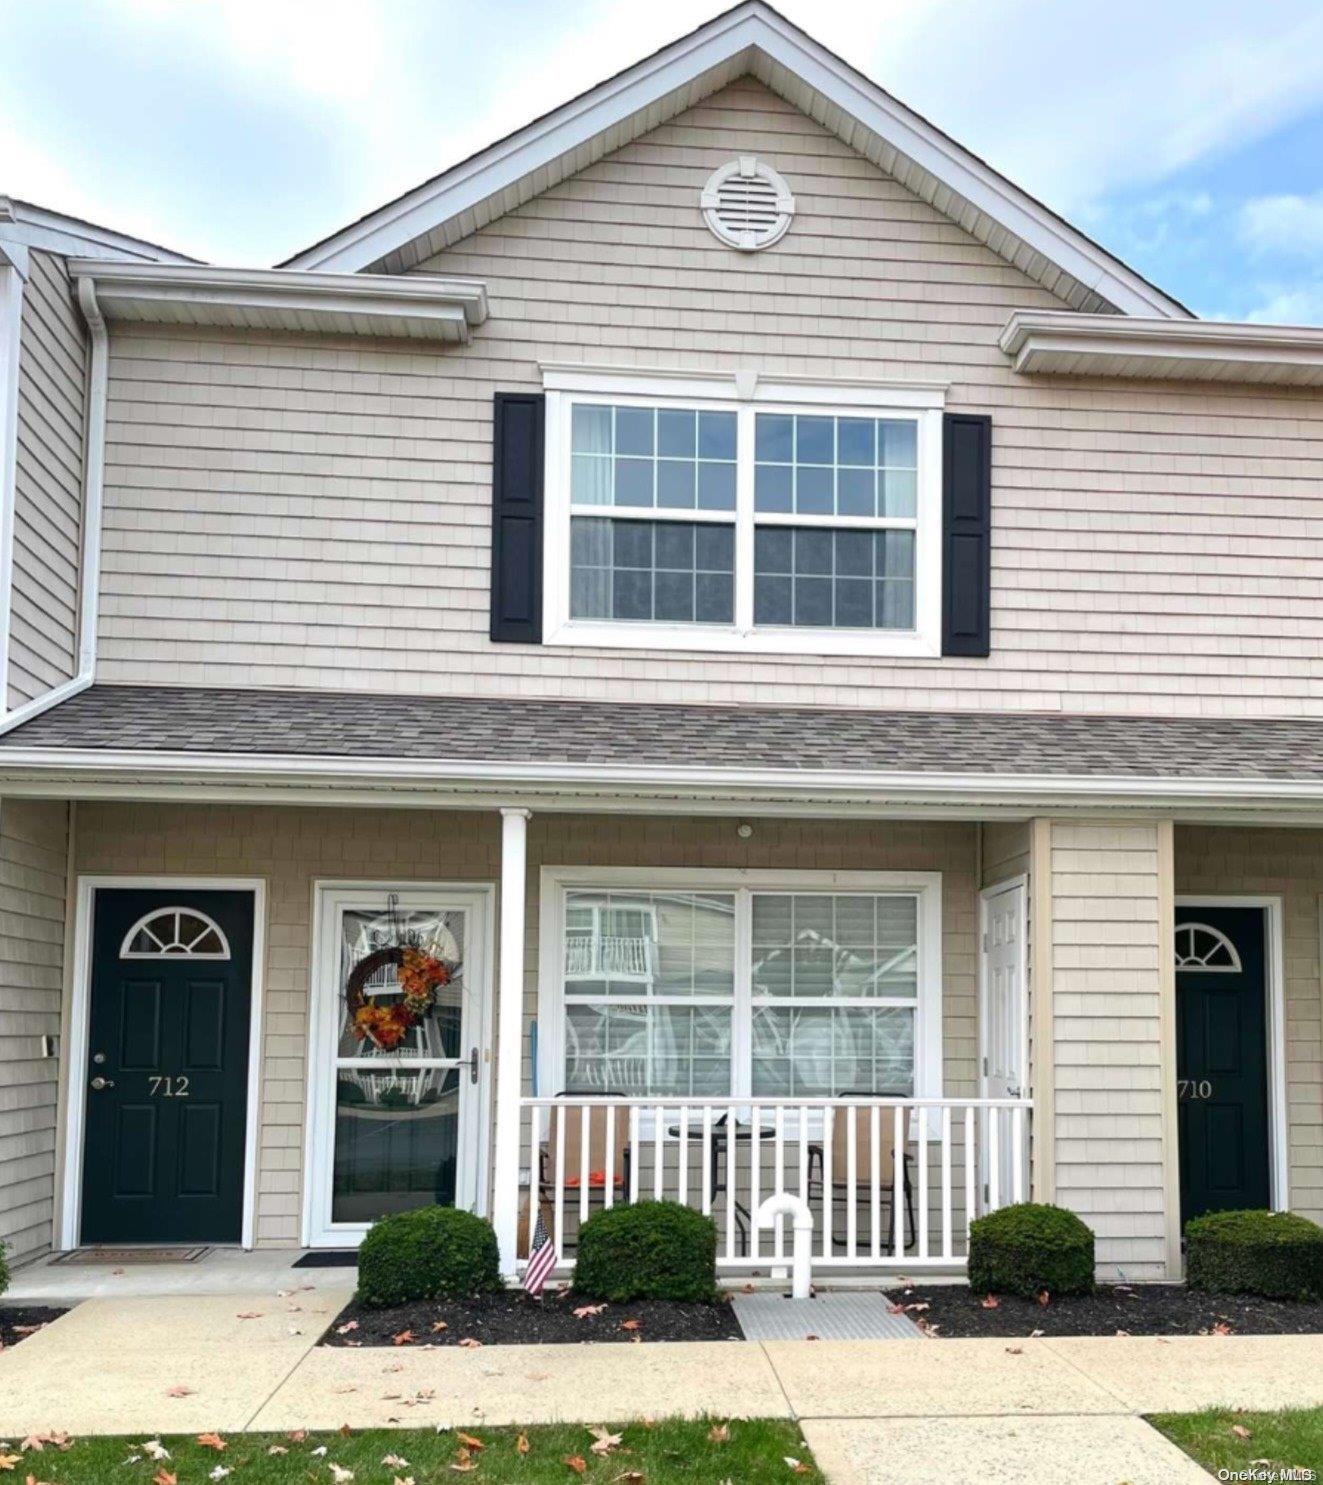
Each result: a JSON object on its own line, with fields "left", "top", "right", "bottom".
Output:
{"left": 0, "top": 275, "right": 106, "bottom": 735}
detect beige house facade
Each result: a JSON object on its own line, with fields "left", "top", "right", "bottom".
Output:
{"left": 1, "top": 4, "right": 1322, "bottom": 1285}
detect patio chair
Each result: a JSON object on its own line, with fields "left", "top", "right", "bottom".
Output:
{"left": 536, "top": 1094, "right": 631, "bottom": 1248}
{"left": 826, "top": 1099, "right": 916, "bottom": 1252}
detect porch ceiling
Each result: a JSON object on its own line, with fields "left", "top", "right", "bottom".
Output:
{"left": 1, "top": 686, "right": 1323, "bottom": 820}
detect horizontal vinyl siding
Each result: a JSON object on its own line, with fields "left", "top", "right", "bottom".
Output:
{"left": 1050, "top": 821, "right": 1168, "bottom": 1279}
{"left": 10, "top": 251, "right": 84, "bottom": 709}
{"left": 73, "top": 803, "right": 976, "bottom": 1248}
{"left": 1176, "top": 826, "right": 1323, "bottom": 1225}
{"left": 0, "top": 799, "right": 69, "bottom": 1263}
{"left": 91, "top": 78, "right": 1323, "bottom": 716}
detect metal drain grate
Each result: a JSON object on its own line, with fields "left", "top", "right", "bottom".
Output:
{"left": 733, "top": 1292, "right": 924, "bottom": 1341}
{"left": 55, "top": 1246, "right": 211, "bottom": 1265}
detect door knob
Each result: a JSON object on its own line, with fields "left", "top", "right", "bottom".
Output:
{"left": 90, "top": 1076, "right": 115, "bottom": 1090}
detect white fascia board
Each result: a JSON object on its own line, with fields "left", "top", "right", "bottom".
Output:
{"left": 2, "top": 745, "right": 1323, "bottom": 816}
{"left": 68, "top": 260, "right": 489, "bottom": 338}
{"left": 1000, "top": 310, "right": 1323, "bottom": 382}
{"left": 283, "top": 3, "right": 1185, "bottom": 320}
{"left": 0, "top": 196, "right": 195, "bottom": 264}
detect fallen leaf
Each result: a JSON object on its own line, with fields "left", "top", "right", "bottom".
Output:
{"left": 142, "top": 1442, "right": 171, "bottom": 1462}
{"left": 589, "top": 1426, "right": 623, "bottom": 1456}
{"left": 526, "top": 1371, "right": 551, "bottom": 1382}
{"left": 310, "top": 1445, "right": 328, "bottom": 1457}
{"left": 288, "top": 1431, "right": 308, "bottom": 1443}
{"left": 1231, "top": 1424, "right": 1252, "bottom": 1440}
{"left": 886, "top": 1304, "right": 905, "bottom": 1314}
{"left": 612, "top": 1475, "right": 644, "bottom": 1484}
{"left": 456, "top": 1433, "right": 485, "bottom": 1451}
{"left": 336, "top": 1320, "right": 359, "bottom": 1335}
{"left": 619, "top": 1319, "right": 641, "bottom": 1332}
{"left": 784, "top": 1458, "right": 812, "bottom": 1476}
{"left": 381, "top": 1455, "right": 410, "bottom": 1469}
{"left": 25, "top": 1474, "right": 54, "bottom": 1485}
{"left": 0, "top": 1460, "right": 19, "bottom": 1475}
{"left": 449, "top": 1447, "right": 477, "bottom": 1474}
{"left": 1212, "top": 1321, "right": 1233, "bottom": 1337}
{"left": 328, "top": 1465, "right": 355, "bottom": 1483}
{"left": 709, "top": 1423, "right": 730, "bottom": 1443}
{"left": 516, "top": 1433, "right": 531, "bottom": 1455}
{"left": 431, "top": 1320, "right": 449, "bottom": 1333}
{"left": 902, "top": 1302, "right": 929, "bottom": 1313}
{"left": 457, "top": 1337, "right": 482, "bottom": 1349}
{"left": 805, "top": 1334, "right": 819, "bottom": 1342}
{"left": 980, "top": 1295, "right": 1000, "bottom": 1309}
{"left": 209, "top": 1468, "right": 231, "bottom": 1482}
{"left": 392, "top": 1330, "right": 416, "bottom": 1346}
{"left": 165, "top": 1386, "right": 195, "bottom": 1398}
{"left": 333, "top": 1385, "right": 358, "bottom": 1395}
{"left": 266, "top": 1445, "right": 287, "bottom": 1456}
{"left": 235, "top": 1312, "right": 264, "bottom": 1320}
{"left": 741, "top": 1283, "right": 755, "bottom": 1294}
{"left": 573, "top": 1304, "right": 607, "bottom": 1319}
{"left": 1115, "top": 1329, "right": 1131, "bottom": 1338}
{"left": 1005, "top": 1346, "right": 1023, "bottom": 1355}
{"left": 393, "top": 1478, "right": 415, "bottom": 1485}
{"left": 1029, "top": 1328, "right": 1045, "bottom": 1338}
{"left": 17, "top": 1440, "right": 44, "bottom": 1455}
{"left": 1035, "top": 1289, "right": 1051, "bottom": 1307}
{"left": 196, "top": 1434, "right": 227, "bottom": 1452}
{"left": 563, "top": 1457, "right": 587, "bottom": 1475}
{"left": 339, "top": 1424, "right": 354, "bottom": 1437}
{"left": 153, "top": 1473, "right": 177, "bottom": 1485}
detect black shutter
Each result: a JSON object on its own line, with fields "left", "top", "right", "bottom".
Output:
{"left": 490, "top": 392, "right": 545, "bottom": 644}
{"left": 941, "top": 412, "right": 992, "bottom": 657}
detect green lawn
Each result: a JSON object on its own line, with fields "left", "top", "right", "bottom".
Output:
{"left": 1151, "top": 1406, "right": 1323, "bottom": 1477}
{"left": 0, "top": 1419, "right": 824, "bottom": 1484}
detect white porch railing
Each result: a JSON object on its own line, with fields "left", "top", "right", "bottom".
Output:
{"left": 563, "top": 934, "right": 653, "bottom": 978}
{"left": 517, "top": 1095, "right": 1031, "bottom": 1275}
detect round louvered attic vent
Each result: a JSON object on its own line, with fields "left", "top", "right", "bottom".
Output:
{"left": 701, "top": 156, "right": 795, "bottom": 251}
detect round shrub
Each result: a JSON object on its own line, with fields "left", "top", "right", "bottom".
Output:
{"left": 356, "top": 1205, "right": 501, "bottom": 1308}
{"left": 1186, "top": 1209, "right": 1323, "bottom": 1300}
{"left": 967, "top": 1202, "right": 1094, "bottom": 1299}
{"left": 574, "top": 1200, "right": 717, "bottom": 1303}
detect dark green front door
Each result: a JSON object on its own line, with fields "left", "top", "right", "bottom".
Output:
{"left": 81, "top": 889, "right": 254, "bottom": 1244}
{"left": 1175, "top": 905, "right": 1270, "bottom": 1225}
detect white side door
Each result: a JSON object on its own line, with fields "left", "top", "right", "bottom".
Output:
{"left": 979, "top": 878, "right": 1028, "bottom": 1210}
{"left": 304, "top": 883, "right": 494, "bottom": 1248}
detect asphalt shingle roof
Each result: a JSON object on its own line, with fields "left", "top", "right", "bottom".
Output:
{"left": 1, "top": 685, "right": 1321, "bottom": 781}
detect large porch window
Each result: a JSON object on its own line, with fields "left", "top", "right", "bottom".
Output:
{"left": 541, "top": 869, "right": 941, "bottom": 1101}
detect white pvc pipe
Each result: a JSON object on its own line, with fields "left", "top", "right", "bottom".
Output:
{"left": 757, "top": 1192, "right": 813, "bottom": 1299}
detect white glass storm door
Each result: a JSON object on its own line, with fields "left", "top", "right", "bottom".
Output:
{"left": 304, "top": 883, "right": 493, "bottom": 1247}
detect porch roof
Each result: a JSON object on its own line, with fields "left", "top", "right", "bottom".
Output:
{"left": 2, "top": 684, "right": 1322, "bottom": 783}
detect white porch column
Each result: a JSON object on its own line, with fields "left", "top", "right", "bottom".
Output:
{"left": 492, "top": 806, "right": 531, "bottom": 1279}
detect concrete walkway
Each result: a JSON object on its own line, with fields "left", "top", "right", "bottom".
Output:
{"left": 3, "top": 1295, "right": 1322, "bottom": 1483}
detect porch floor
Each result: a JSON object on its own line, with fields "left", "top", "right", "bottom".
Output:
{"left": 4, "top": 1248, "right": 354, "bottom": 1303}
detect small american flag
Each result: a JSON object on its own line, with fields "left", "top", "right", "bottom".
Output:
{"left": 523, "top": 1209, "right": 557, "bottom": 1297}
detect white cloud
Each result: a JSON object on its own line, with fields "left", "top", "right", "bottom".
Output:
{"left": 1238, "top": 192, "right": 1323, "bottom": 258}
{"left": 1244, "top": 283, "right": 1323, "bottom": 325}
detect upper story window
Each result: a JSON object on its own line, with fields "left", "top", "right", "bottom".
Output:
{"left": 542, "top": 370, "right": 943, "bottom": 658}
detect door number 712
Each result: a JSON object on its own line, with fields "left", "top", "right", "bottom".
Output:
{"left": 148, "top": 1075, "right": 190, "bottom": 1097}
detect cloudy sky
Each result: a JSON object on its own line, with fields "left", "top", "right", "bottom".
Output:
{"left": 3, "top": 0, "right": 1322, "bottom": 322}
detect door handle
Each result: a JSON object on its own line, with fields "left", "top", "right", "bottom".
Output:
{"left": 467, "top": 1047, "right": 479, "bottom": 1085}
{"left": 90, "top": 1076, "right": 115, "bottom": 1091}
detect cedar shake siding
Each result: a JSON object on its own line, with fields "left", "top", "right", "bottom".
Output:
{"left": 88, "top": 78, "right": 1323, "bottom": 715}
{"left": 10, "top": 251, "right": 85, "bottom": 709}
{"left": 0, "top": 799, "right": 69, "bottom": 1264}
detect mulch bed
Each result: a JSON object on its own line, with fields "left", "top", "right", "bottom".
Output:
{"left": 886, "top": 1283, "right": 1323, "bottom": 1338}
{"left": 321, "top": 1289, "right": 744, "bottom": 1347}
{"left": 0, "top": 1305, "right": 68, "bottom": 1349}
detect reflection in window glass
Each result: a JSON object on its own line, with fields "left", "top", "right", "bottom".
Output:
{"left": 571, "top": 518, "right": 735, "bottom": 623}
{"left": 754, "top": 413, "right": 917, "bottom": 518}
{"left": 753, "top": 527, "right": 915, "bottom": 629}
{"left": 571, "top": 404, "right": 737, "bottom": 511}
{"left": 562, "top": 891, "right": 735, "bottom": 1096}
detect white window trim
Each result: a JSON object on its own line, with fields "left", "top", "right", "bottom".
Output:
{"left": 540, "top": 369, "right": 945, "bottom": 659}
{"left": 536, "top": 866, "right": 943, "bottom": 1103}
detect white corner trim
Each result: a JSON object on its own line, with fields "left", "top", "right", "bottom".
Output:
{"left": 0, "top": 264, "right": 23, "bottom": 713}
{"left": 1175, "top": 894, "right": 1289, "bottom": 1213}
{"left": 280, "top": 3, "right": 1185, "bottom": 318}
{"left": 1000, "top": 310, "right": 1323, "bottom": 386}
{"left": 68, "top": 260, "right": 489, "bottom": 342}
{"left": 59, "top": 876, "right": 268, "bottom": 1251}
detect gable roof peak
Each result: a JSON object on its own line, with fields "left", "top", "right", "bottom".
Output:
{"left": 281, "top": 0, "right": 1187, "bottom": 319}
